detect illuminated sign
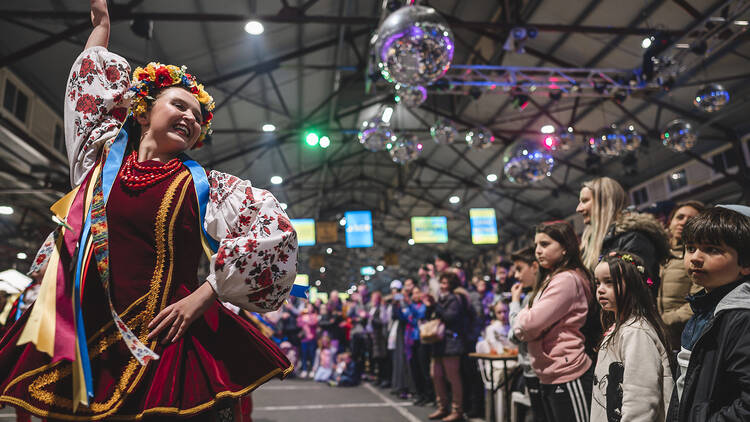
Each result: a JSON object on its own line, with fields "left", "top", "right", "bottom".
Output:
{"left": 411, "top": 216, "right": 448, "bottom": 244}
{"left": 290, "top": 219, "right": 316, "bottom": 246}
{"left": 345, "top": 211, "right": 374, "bottom": 248}
{"left": 470, "top": 208, "right": 499, "bottom": 244}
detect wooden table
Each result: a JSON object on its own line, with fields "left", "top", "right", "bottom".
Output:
{"left": 469, "top": 352, "right": 518, "bottom": 422}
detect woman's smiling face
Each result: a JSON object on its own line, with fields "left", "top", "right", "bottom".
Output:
{"left": 138, "top": 87, "right": 203, "bottom": 154}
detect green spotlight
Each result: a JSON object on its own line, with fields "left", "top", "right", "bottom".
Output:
{"left": 319, "top": 136, "right": 331, "bottom": 148}
{"left": 305, "top": 132, "right": 320, "bottom": 146}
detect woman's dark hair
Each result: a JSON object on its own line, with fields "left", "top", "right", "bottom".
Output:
{"left": 597, "top": 251, "right": 676, "bottom": 373}
{"left": 510, "top": 246, "right": 535, "bottom": 266}
{"left": 682, "top": 206, "right": 750, "bottom": 267}
{"left": 529, "top": 221, "right": 590, "bottom": 306}
{"left": 438, "top": 271, "right": 461, "bottom": 292}
{"left": 666, "top": 200, "right": 705, "bottom": 227}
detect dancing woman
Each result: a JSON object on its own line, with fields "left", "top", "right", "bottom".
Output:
{"left": 0, "top": 1, "right": 298, "bottom": 420}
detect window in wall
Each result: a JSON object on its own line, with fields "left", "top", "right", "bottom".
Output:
{"left": 668, "top": 169, "right": 688, "bottom": 192}
{"left": 3, "top": 80, "right": 29, "bottom": 123}
{"left": 632, "top": 187, "right": 648, "bottom": 206}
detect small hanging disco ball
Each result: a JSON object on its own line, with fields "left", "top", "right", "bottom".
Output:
{"left": 693, "top": 83, "right": 729, "bottom": 113}
{"left": 374, "top": 5, "right": 455, "bottom": 86}
{"left": 502, "top": 139, "right": 555, "bottom": 184}
{"left": 622, "top": 125, "right": 642, "bottom": 152}
{"left": 389, "top": 134, "right": 423, "bottom": 164}
{"left": 430, "top": 118, "right": 459, "bottom": 144}
{"left": 394, "top": 84, "right": 428, "bottom": 107}
{"left": 357, "top": 117, "right": 392, "bottom": 152}
{"left": 465, "top": 127, "right": 496, "bottom": 149}
{"left": 588, "top": 126, "right": 625, "bottom": 157}
{"left": 661, "top": 119, "right": 697, "bottom": 152}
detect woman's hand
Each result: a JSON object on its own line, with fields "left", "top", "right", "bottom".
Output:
{"left": 85, "top": 0, "right": 110, "bottom": 50}
{"left": 147, "top": 282, "right": 217, "bottom": 344}
{"left": 510, "top": 282, "right": 523, "bottom": 303}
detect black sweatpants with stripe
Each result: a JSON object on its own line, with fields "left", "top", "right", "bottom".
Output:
{"left": 539, "top": 365, "right": 594, "bottom": 422}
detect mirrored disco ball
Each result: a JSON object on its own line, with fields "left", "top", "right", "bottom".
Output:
{"left": 430, "top": 118, "right": 459, "bottom": 144}
{"left": 394, "top": 84, "right": 427, "bottom": 107}
{"left": 555, "top": 131, "right": 575, "bottom": 152}
{"left": 661, "top": 119, "right": 697, "bottom": 152}
{"left": 502, "top": 139, "right": 555, "bottom": 184}
{"left": 623, "top": 126, "right": 642, "bottom": 152}
{"left": 588, "top": 127, "right": 625, "bottom": 157}
{"left": 357, "top": 117, "right": 392, "bottom": 152}
{"left": 465, "top": 127, "right": 495, "bottom": 149}
{"left": 375, "top": 5, "right": 454, "bottom": 86}
{"left": 693, "top": 83, "right": 729, "bottom": 113}
{"left": 389, "top": 134, "right": 423, "bottom": 164}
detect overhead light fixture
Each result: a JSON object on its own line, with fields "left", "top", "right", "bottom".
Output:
{"left": 567, "top": 126, "right": 574, "bottom": 133}
{"left": 262, "top": 123, "right": 276, "bottom": 132}
{"left": 381, "top": 106, "right": 394, "bottom": 124}
{"left": 319, "top": 136, "right": 331, "bottom": 148}
{"left": 734, "top": 20, "right": 749, "bottom": 26}
{"left": 641, "top": 36, "right": 653, "bottom": 49}
{"left": 16, "top": 252, "right": 28, "bottom": 260}
{"left": 540, "top": 124, "right": 555, "bottom": 134}
{"left": 326, "top": 247, "right": 333, "bottom": 254}
{"left": 244, "top": 20, "right": 264, "bottom": 35}
{"left": 511, "top": 92, "right": 529, "bottom": 110}
{"left": 449, "top": 195, "right": 460, "bottom": 204}
{"left": 0, "top": 206, "right": 13, "bottom": 215}
{"left": 320, "top": 267, "right": 326, "bottom": 273}
{"left": 270, "top": 176, "right": 283, "bottom": 185}
{"left": 339, "top": 217, "right": 346, "bottom": 226}
{"left": 315, "top": 280, "right": 322, "bottom": 286}
{"left": 376, "top": 265, "right": 384, "bottom": 272}
{"left": 486, "top": 173, "right": 498, "bottom": 182}
{"left": 408, "top": 238, "right": 415, "bottom": 245}
{"left": 305, "top": 132, "right": 319, "bottom": 146}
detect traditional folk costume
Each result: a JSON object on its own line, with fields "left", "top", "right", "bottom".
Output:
{"left": 0, "top": 46, "right": 300, "bottom": 420}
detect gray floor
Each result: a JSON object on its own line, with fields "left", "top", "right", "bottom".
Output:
{"left": 0, "top": 378, "right": 487, "bottom": 422}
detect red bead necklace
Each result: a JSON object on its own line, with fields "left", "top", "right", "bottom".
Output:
{"left": 120, "top": 150, "right": 183, "bottom": 191}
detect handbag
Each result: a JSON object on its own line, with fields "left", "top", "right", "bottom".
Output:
{"left": 419, "top": 319, "right": 445, "bottom": 344}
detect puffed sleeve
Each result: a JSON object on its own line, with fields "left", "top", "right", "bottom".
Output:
{"left": 64, "top": 46, "right": 131, "bottom": 187}
{"left": 204, "top": 170, "right": 298, "bottom": 313}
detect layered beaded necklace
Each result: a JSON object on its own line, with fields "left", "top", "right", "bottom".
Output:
{"left": 120, "top": 150, "right": 183, "bottom": 192}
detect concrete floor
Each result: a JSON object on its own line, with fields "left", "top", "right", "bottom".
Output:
{"left": 0, "top": 378, "right": 487, "bottom": 422}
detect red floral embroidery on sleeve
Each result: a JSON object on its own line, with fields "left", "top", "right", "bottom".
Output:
{"left": 75, "top": 94, "right": 104, "bottom": 115}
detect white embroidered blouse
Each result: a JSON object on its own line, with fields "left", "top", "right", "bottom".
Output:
{"left": 33, "top": 46, "right": 298, "bottom": 313}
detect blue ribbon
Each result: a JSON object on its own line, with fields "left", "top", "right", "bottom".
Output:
{"left": 72, "top": 131, "right": 127, "bottom": 399}
{"left": 290, "top": 284, "right": 309, "bottom": 299}
{"left": 179, "top": 156, "right": 219, "bottom": 253}
{"left": 14, "top": 292, "right": 24, "bottom": 322}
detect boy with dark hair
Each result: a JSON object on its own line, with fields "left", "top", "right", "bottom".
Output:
{"left": 668, "top": 205, "right": 750, "bottom": 421}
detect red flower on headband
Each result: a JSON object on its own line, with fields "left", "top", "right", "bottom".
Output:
{"left": 154, "top": 67, "right": 173, "bottom": 87}
{"left": 203, "top": 111, "right": 213, "bottom": 123}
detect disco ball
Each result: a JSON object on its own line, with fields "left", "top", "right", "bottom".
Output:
{"left": 465, "top": 127, "right": 496, "bottom": 149}
{"left": 394, "top": 84, "right": 427, "bottom": 107}
{"left": 502, "top": 139, "right": 555, "bottom": 184}
{"left": 358, "top": 117, "right": 392, "bottom": 152}
{"left": 693, "top": 84, "right": 729, "bottom": 113}
{"left": 661, "top": 119, "right": 697, "bottom": 152}
{"left": 623, "top": 126, "right": 642, "bottom": 152}
{"left": 588, "top": 126, "right": 625, "bottom": 157}
{"left": 389, "top": 134, "right": 423, "bottom": 164}
{"left": 430, "top": 118, "right": 459, "bottom": 144}
{"left": 374, "top": 5, "right": 454, "bottom": 86}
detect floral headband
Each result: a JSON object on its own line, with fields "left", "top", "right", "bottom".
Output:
{"left": 125, "top": 62, "right": 215, "bottom": 148}
{"left": 601, "top": 252, "right": 653, "bottom": 286}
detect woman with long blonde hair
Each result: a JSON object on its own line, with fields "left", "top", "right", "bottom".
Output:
{"left": 576, "top": 177, "right": 669, "bottom": 296}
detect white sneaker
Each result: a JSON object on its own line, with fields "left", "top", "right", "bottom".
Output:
{"left": 300, "top": 370, "right": 308, "bottom": 378}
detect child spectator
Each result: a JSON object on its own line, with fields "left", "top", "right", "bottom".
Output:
{"left": 514, "top": 221, "right": 595, "bottom": 422}
{"left": 667, "top": 205, "right": 750, "bottom": 420}
{"left": 590, "top": 252, "right": 674, "bottom": 421}
{"left": 297, "top": 303, "right": 319, "bottom": 378}
{"left": 509, "top": 246, "right": 546, "bottom": 422}
{"left": 330, "top": 352, "right": 360, "bottom": 387}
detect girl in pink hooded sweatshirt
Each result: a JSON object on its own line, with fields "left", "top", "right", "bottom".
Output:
{"left": 515, "top": 221, "right": 596, "bottom": 422}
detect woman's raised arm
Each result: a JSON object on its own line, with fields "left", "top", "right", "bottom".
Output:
{"left": 85, "top": 0, "right": 110, "bottom": 50}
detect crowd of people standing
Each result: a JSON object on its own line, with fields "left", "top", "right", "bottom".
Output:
{"left": 261, "top": 176, "right": 750, "bottom": 422}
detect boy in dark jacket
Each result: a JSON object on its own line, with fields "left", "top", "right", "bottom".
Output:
{"left": 668, "top": 205, "right": 750, "bottom": 421}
